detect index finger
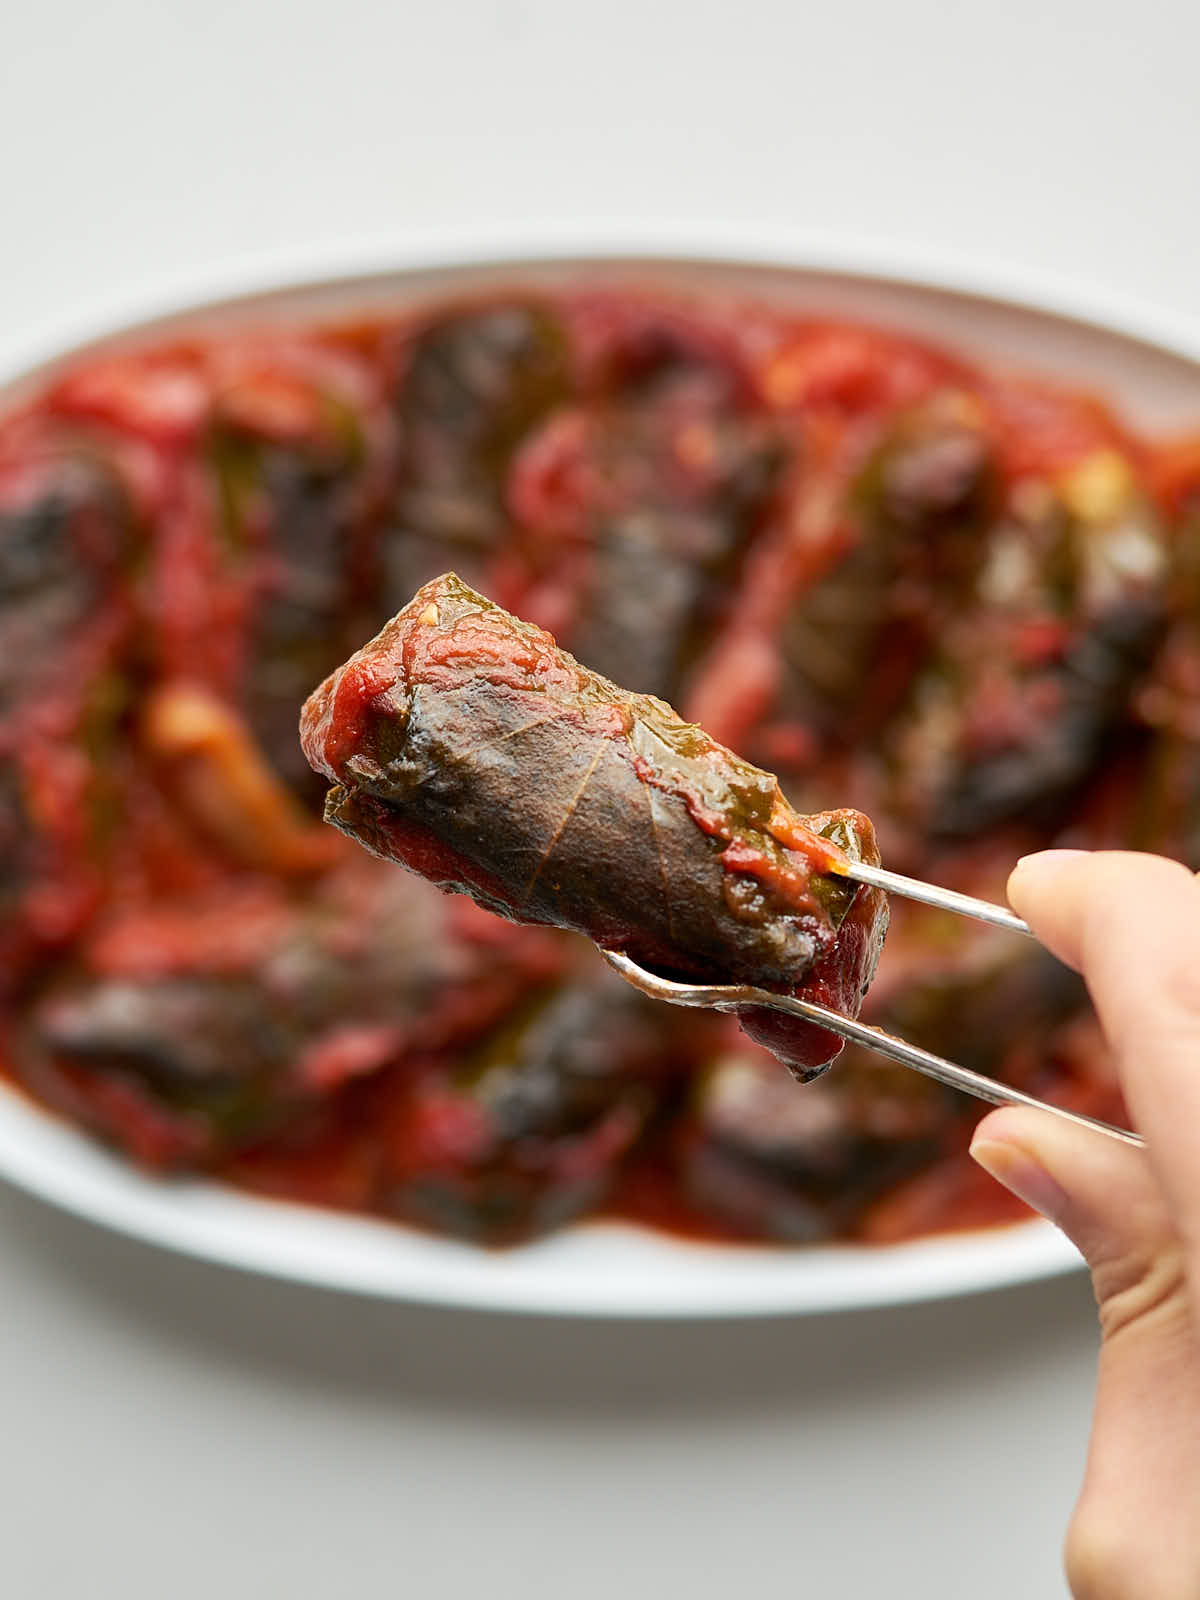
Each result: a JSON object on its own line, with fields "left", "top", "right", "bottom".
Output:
{"left": 1007, "top": 850, "right": 1200, "bottom": 1249}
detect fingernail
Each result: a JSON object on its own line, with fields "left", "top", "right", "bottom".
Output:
{"left": 1013, "top": 848, "right": 1088, "bottom": 873}
{"left": 969, "top": 1138, "right": 1071, "bottom": 1224}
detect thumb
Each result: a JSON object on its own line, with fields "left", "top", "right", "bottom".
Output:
{"left": 972, "top": 1108, "right": 1200, "bottom": 1598}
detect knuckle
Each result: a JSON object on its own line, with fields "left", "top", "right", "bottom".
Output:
{"left": 1091, "top": 1242, "right": 1190, "bottom": 1342}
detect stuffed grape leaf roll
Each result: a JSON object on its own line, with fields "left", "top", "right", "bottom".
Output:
{"left": 300, "top": 573, "right": 888, "bottom": 1079}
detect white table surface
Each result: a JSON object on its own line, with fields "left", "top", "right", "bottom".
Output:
{"left": 3, "top": 2, "right": 1197, "bottom": 1594}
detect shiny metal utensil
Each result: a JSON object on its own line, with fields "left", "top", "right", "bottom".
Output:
{"left": 835, "top": 859, "right": 1033, "bottom": 937}
{"left": 601, "top": 949, "right": 1144, "bottom": 1150}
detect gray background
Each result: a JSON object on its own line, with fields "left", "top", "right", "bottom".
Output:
{"left": 3, "top": 2, "right": 1197, "bottom": 1594}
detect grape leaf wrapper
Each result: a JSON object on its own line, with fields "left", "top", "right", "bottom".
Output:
{"left": 301, "top": 573, "right": 889, "bottom": 1079}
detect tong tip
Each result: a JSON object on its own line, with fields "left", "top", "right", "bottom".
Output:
{"left": 838, "top": 859, "right": 1032, "bottom": 937}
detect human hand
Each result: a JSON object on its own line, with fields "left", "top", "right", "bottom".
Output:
{"left": 970, "top": 850, "right": 1200, "bottom": 1599}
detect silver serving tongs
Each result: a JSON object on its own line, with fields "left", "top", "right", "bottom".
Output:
{"left": 602, "top": 858, "right": 1144, "bottom": 1149}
